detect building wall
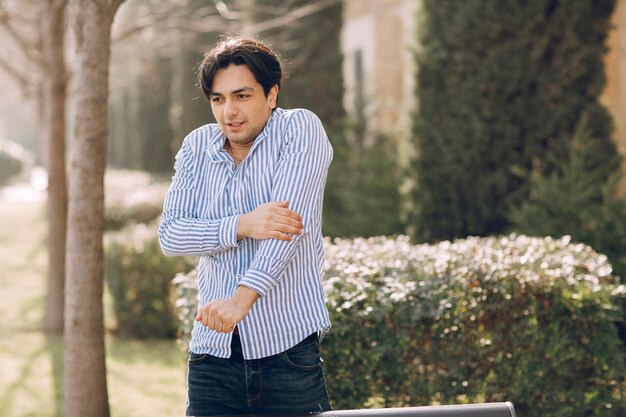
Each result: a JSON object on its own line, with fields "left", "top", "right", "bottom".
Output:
{"left": 602, "top": 0, "right": 626, "bottom": 193}
{"left": 341, "top": 0, "right": 418, "bottom": 137}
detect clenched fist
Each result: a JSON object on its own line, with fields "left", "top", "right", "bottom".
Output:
{"left": 195, "top": 286, "right": 260, "bottom": 333}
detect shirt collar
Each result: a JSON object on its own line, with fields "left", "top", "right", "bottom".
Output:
{"left": 203, "top": 108, "right": 283, "bottom": 161}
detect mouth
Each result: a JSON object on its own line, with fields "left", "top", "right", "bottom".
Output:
{"left": 226, "top": 121, "right": 244, "bottom": 128}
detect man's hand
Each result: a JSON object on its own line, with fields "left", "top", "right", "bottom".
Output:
{"left": 237, "top": 200, "right": 303, "bottom": 241}
{"left": 195, "top": 286, "right": 260, "bottom": 333}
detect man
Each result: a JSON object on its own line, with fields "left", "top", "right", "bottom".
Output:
{"left": 159, "top": 35, "right": 333, "bottom": 416}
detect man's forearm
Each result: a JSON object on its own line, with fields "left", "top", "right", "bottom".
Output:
{"left": 159, "top": 214, "right": 239, "bottom": 257}
{"left": 233, "top": 285, "right": 260, "bottom": 309}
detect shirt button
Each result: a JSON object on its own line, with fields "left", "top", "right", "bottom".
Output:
{"left": 233, "top": 208, "right": 238, "bottom": 214}
{"left": 233, "top": 176, "right": 237, "bottom": 181}
{"left": 236, "top": 274, "right": 242, "bottom": 280}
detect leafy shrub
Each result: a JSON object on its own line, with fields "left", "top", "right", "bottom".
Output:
{"left": 323, "top": 235, "right": 625, "bottom": 415}
{"left": 508, "top": 118, "right": 626, "bottom": 351}
{"left": 173, "top": 234, "right": 625, "bottom": 416}
{"left": 104, "top": 169, "right": 170, "bottom": 230}
{"left": 0, "top": 150, "right": 23, "bottom": 185}
{"left": 323, "top": 129, "right": 404, "bottom": 238}
{"left": 172, "top": 269, "right": 198, "bottom": 351}
{"left": 105, "top": 221, "right": 195, "bottom": 338}
{"left": 508, "top": 116, "right": 626, "bottom": 282}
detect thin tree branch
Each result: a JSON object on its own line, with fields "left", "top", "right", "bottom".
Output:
{"left": 245, "top": 0, "right": 341, "bottom": 35}
{"left": 113, "top": 11, "right": 172, "bottom": 42}
{"left": 0, "top": 56, "right": 33, "bottom": 92}
{"left": 213, "top": 0, "right": 242, "bottom": 20}
{"left": 0, "top": 2, "right": 43, "bottom": 65}
{"left": 52, "top": 0, "right": 68, "bottom": 11}
{"left": 163, "top": 16, "right": 233, "bottom": 34}
{"left": 114, "top": 0, "right": 340, "bottom": 44}
{"left": 249, "top": 2, "right": 291, "bottom": 17}
{"left": 109, "top": 0, "right": 126, "bottom": 14}
{"left": 168, "top": 0, "right": 341, "bottom": 35}
{"left": 112, "top": 0, "right": 228, "bottom": 43}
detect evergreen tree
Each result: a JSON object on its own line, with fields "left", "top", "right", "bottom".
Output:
{"left": 109, "top": 1, "right": 219, "bottom": 173}
{"left": 259, "top": 0, "right": 403, "bottom": 238}
{"left": 168, "top": 0, "right": 221, "bottom": 147}
{"left": 137, "top": 55, "right": 175, "bottom": 173}
{"left": 509, "top": 114, "right": 626, "bottom": 280}
{"left": 323, "top": 126, "right": 404, "bottom": 238}
{"left": 253, "top": 0, "right": 383, "bottom": 236}
{"left": 169, "top": 31, "right": 219, "bottom": 148}
{"left": 110, "top": 48, "right": 173, "bottom": 172}
{"left": 409, "top": 0, "right": 616, "bottom": 242}
{"left": 254, "top": 0, "right": 345, "bottom": 132}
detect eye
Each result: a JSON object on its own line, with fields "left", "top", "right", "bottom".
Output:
{"left": 237, "top": 94, "right": 250, "bottom": 100}
{"left": 210, "top": 96, "right": 223, "bottom": 103}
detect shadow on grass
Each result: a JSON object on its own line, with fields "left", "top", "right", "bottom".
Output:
{"left": 106, "top": 335, "right": 187, "bottom": 410}
{"left": 0, "top": 334, "right": 63, "bottom": 417}
{"left": 107, "top": 336, "right": 186, "bottom": 367}
{"left": 46, "top": 335, "right": 63, "bottom": 417}
{"left": 21, "top": 235, "right": 47, "bottom": 269}
{"left": 2, "top": 218, "right": 47, "bottom": 273}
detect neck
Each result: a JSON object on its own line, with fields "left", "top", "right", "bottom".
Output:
{"left": 225, "top": 140, "right": 251, "bottom": 167}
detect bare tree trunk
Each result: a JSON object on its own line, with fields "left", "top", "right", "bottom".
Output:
{"left": 42, "top": 0, "right": 68, "bottom": 335}
{"left": 65, "top": 1, "right": 124, "bottom": 416}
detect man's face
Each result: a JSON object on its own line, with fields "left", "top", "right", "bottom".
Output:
{"left": 209, "top": 64, "right": 278, "bottom": 146}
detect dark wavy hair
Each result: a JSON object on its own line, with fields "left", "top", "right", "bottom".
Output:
{"left": 198, "top": 35, "right": 284, "bottom": 101}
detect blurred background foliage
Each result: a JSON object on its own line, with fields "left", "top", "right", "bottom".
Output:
{"left": 101, "top": 0, "right": 626, "bottom": 284}
{"left": 105, "top": 220, "right": 195, "bottom": 339}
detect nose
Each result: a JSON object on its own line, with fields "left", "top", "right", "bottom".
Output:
{"left": 223, "top": 99, "right": 238, "bottom": 119}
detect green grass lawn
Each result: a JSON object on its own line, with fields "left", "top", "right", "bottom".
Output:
{"left": 0, "top": 199, "right": 187, "bottom": 417}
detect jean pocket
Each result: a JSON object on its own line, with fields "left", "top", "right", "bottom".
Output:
{"left": 281, "top": 342, "right": 323, "bottom": 371}
{"left": 188, "top": 352, "right": 212, "bottom": 365}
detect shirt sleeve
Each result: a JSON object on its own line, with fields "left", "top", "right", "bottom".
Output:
{"left": 238, "top": 110, "right": 333, "bottom": 296}
{"left": 158, "top": 135, "right": 240, "bottom": 257}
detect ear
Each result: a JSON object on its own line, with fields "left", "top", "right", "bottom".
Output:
{"left": 268, "top": 85, "right": 279, "bottom": 109}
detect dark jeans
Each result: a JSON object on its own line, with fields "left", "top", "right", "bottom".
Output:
{"left": 186, "top": 333, "right": 332, "bottom": 416}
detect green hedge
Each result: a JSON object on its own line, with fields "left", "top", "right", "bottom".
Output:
{"left": 172, "top": 269, "right": 198, "bottom": 351}
{"left": 104, "top": 170, "right": 169, "bottom": 230}
{"left": 509, "top": 116, "right": 626, "bottom": 282}
{"left": 105, "top": 221, "right": 195, "bottom": 338}
{"left": 323, "top": 235, "right": 625, "bottom": 415}
{"left": 173, "top": 234, "right": 625, "bottom": 416}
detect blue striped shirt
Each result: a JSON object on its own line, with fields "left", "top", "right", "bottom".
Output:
{"left": 159, "top": 108, "right": 332, "bottom": 360}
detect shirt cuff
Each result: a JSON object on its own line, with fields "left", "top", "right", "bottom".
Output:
{"left": 239, "top": 255, "right": 286, "bottom": 296}
{"left": 218, "top": 214, "right": 241, "bottom": 249}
